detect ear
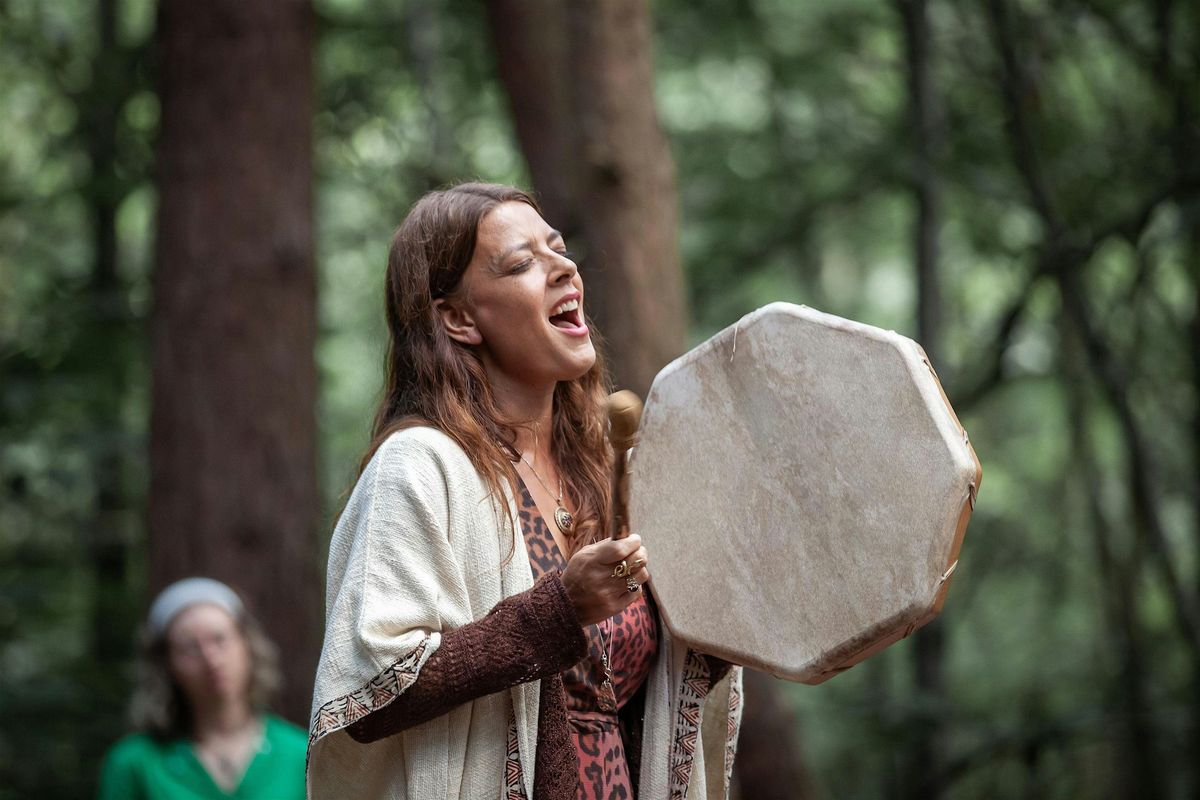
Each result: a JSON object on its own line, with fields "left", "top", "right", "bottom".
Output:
{"left": 433, "top": 297, "right": 483, "bottom": 345}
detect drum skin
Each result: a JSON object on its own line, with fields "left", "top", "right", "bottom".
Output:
{"left": 629, "top": 302, "right": 981, "bottom": 683}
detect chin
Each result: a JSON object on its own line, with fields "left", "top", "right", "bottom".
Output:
{"left": 563, "top": 345, "right": 597, "bottom": 380}
{"left": 550, "top": 362, "right": 595, "bottom": 386}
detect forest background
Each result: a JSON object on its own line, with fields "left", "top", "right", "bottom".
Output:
{"left": 1, "top": 0, "right": 1197, "bottom": 798}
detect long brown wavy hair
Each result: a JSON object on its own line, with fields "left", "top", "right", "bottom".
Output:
{"left": 360, "top": 182, "right": 613, "bottom": 553}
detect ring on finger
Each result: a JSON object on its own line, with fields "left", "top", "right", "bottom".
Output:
{"left": 626, "top": 577, "right": 639, "bottom": 593}
{"left": 612, "top": 560, "right": 629, "bottom": 579}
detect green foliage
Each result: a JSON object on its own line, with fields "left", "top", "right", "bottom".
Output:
{"left": 648, "top": 0, "right": 1199, "bottom": 796}
{"left": 314, "top": 0, "right": 527, "bottom": 521}
{"left": 0, "top": 2, "right": 153, "bottom": 797}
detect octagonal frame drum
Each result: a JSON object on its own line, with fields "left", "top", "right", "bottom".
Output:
{"left": 629, "top": 302, "right": 981, "bottom": 684}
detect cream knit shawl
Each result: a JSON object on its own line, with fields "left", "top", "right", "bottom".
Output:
{"left": 307, "top": 427, "right": 742, "bottom": 800}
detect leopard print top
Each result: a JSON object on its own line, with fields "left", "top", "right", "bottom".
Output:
{"left": 517, "top": 480, "right": 659, "bottom": 800}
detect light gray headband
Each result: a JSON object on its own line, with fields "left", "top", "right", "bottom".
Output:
{"left": 148, "top": 577, "right": 243, "bottom": 636}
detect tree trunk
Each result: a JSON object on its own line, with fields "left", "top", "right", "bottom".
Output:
{"left": 484, "top": 0, "right": 579, "bottom": 241}
{"left": 1157, "top": 0, "right": 1200, "bottom": 787}
{"left": 488, "top": 0, "right": 687, "bottom": 397}
{"left": 896, "top": 0, "right": 947, "bottom": 796}
{"left": 150, "top": 0, "right": 319, "bottom": 723}
{"left": 566, "top": 0, "right": 687, "bottom": 396}
{"left": 86, "top": 0, "right": 130, "bottom": 672}
{"left": 1062, "top": 325, "right": 1161, "bottom": 799}
{"left": 1186, "top": 165, "right": 1200, "bottom": 800}
{"left": 734, "top": 670, "right": 816, "bottom": 799}
{"left": 81, "top": 0, "right": 144, "bottom": 772}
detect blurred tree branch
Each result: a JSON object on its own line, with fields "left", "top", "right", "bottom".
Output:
{"left": 987, "top": 0, "right": 1200, "bottom": 659}
{"left": 1064, "top": 321, "right": 1163, "bottom": 798}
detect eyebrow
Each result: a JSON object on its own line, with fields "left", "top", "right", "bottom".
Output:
{"left": 491, "top": 229, "right": 565, "bottom": 268}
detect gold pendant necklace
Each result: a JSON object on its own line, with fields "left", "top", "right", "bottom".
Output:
{"left": 520, "top": 455, "right": 574, "bottom": 533}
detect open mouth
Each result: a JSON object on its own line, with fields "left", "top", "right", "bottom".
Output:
{"left": 549, "top": 298, "right": 584, "bottom": 330}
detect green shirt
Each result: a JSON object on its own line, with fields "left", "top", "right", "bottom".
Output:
{"left": 97, "top": 715, "right": 307, "bottom": 800}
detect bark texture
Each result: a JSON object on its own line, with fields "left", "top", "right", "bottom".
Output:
{"left": 149, "top": 0, "right": 319, "bottom": 723}
{"left": 488, "top": 0, "right": 687, "bottom": 396}
{"left": 566, "top": 0, "right": 687, "bottom": 396}
{"left": 485, "top": 0, "right": 579, "bottom": 242}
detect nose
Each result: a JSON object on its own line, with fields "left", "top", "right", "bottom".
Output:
{"left": 198, "top": 642, "right": 223, "bottom": 669}
{"left": 549, "top": 251, "right": 578, "bottom": 285}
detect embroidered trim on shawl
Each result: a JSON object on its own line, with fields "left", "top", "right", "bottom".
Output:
{"left": 309, "top": 639, "right": 430, "bottom": 745}
{"left": 668, "top": 649, "right": 711, "bottom": 799}
{"left": 724, "top": 669, "right": 743, "bottom": 796}
{"left": 504, "top": 710, "right": 528, "bottom": 800}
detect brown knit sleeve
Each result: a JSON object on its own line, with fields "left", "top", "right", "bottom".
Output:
{"left": 346, "top": 571, "right": 587, "bottom": 744}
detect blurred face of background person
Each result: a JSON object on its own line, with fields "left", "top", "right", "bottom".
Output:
{"left": 165, "top": 603, "right": 253, "bottom": 711}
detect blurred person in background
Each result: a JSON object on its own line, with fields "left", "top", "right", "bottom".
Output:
{"left": 97, "top": 577, "right": 307, "bottom": 799}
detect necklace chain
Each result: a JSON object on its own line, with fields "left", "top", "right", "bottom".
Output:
{"left": 520, "top": 454, "right": 575, "bottom": 533}
{"left": 520, "top": 454, "right": 562, "bottom": 503}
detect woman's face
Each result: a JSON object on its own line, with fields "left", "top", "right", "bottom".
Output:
{"left": 439, "top": 201, "right": 596, "bottom": 390}
{"left": 165, "top": 603, "right": 253, "bottom": 710}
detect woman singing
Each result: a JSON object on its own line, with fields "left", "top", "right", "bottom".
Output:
{"left": 307, "top": 183, "right": 741, "bottom": 799}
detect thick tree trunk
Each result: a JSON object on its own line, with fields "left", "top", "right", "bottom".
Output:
{"left": 566, "top": 0, "right": 687, "bottom": 396}
{"left": 488, "top": 0, "right": 687, "bottom": 397}
{"left": 485, "top": 0, "right": 579, "bottom": 241}
{"left": 150, "top": 0, "right": 319, "bottom": 723}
